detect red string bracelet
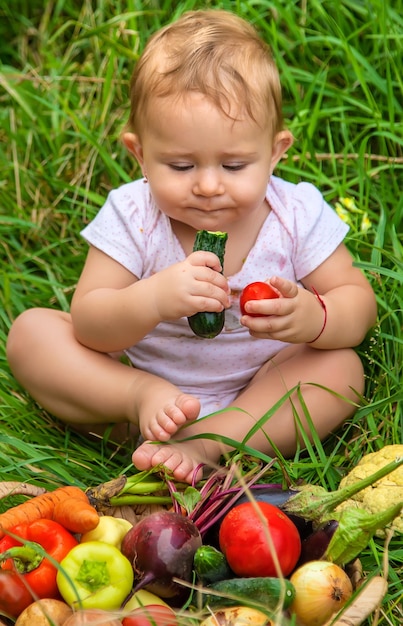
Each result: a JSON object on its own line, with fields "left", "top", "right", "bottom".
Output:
{"left": 307, "top": 287, "right": 327, "bottom": 343}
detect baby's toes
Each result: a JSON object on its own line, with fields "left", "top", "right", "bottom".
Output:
{"left": 176, "top": 394, "right": 201, "bottom": 423}
{"left": 143, "top": 417, "right": 172, "bottom": 442}
{"left": 162, "top": 403, "right": 187, "bottom": 428}
{"left": 152, "top": 447, "right": 196, "bottom": 483}
{"left": 132, "top": 440, "right": 157, "bottom": 470}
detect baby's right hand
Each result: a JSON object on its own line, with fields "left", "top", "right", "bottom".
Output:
{"left": 149, "top": 250, "right": 230, "bottom": 322}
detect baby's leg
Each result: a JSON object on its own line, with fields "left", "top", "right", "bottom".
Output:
{"left": 133, "top": 344, "right": 365, "bottom": 482}
{"left": 6, "top": 308, "right": 200, "bottom": 442}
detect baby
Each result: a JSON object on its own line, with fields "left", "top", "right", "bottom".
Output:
{"left": 7, "top": 10, "right": 377, "bottom": 483}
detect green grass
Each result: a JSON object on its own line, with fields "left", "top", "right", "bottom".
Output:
{"left": 0, "top": 0, "right": 402, "bottom": 623}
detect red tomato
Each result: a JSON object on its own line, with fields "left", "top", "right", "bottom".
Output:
{"left": 0, "top": 569, "right": 33, "bottom": 618}
{"left": 122, "top": 605, "right": 178, "bottom": 626}
{"left": 240, "top": 281, "right": 279, "bottom": 316}
{"left": 219, "top": 502, "right": 301, "bottom": 577}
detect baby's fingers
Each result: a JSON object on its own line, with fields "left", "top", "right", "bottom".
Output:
{"left": 269, "top": 275, "right": 299, "bottom": 298}
{"left": 188, "top": 250, "right": 223, "bottom": 273}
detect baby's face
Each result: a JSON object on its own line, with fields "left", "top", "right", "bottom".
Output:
{"left": 134, "top": 92, "right": 279, "bottom": 232}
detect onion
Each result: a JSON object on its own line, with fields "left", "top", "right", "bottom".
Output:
{"left": 200, "top": 607, "right": 274, "bottom": 626}
{"left": 289, "top": 560, "right": 353, "bottom": 626}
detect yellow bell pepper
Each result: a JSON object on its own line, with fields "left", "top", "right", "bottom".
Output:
{"left": 80, "top": 515, "right": 132, "bottom": 549}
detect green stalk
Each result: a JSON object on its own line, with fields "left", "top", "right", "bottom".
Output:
{"left": 0, "top": 543, "right": 43, "bottom": 573}
{"left": 120, "top": 470, "right": 167, "bottom": 492}
{"left": 283, "top": 457, "right": 403, "bottom": 522}
{"left": 325, "top": 501, "right": 403, "bottom": 565}
{"left": 121, "top": 469, "right": 189, "bottom": 495}
{"left": 122, "top": 481, "right": 169, "bottom": 495}
{"left": 109, "top": 494, "right": 174, "bottom": 506}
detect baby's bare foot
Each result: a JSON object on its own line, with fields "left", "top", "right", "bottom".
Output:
{"left": 132, "top": 439, "right": 204, "bottom": 484}
{"left": 139, "top": 391, "right": 201, "bottom": 442}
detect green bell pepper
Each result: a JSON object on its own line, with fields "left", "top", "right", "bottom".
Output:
{"left": 56, "top": 540, "right": 133, "bottom": 610}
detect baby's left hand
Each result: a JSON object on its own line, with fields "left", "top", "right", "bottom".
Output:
{"left": 240, "top": 276, "right": 324, "bottom": 344}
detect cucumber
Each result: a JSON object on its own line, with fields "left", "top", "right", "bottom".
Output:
{"left": 187, "top": 230, "right": 228, "bottom": 339}
{"left": 194, "top": 545, "right": 232, "bottom": 584}
{"left": 200, "top": 576, "right": 296, "bottom": 611}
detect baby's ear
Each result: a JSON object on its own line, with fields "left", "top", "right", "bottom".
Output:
{"left": 122, "top": 132, "right": 144, "bottom": 165}
{"left": 270, "top": 130, "right": 294, "bottom": 170}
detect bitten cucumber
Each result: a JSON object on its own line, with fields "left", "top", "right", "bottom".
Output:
{"left": 194, "top": 545, "right": 232, "bottom": 584}
{"left": 200, "top": 576, "right": 296, "bottom": 610}
{"left": 187, "top": 230, "right": 228, "bottom": 339}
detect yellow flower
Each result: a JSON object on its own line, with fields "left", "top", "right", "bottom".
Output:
{"left": 340, "top": 197, "right": 359, "bottom": 212}
{"left": 361, "top": 212, "right": 372, "bottom": 232}
{"left": 335, "top": 202, "right": 350, "bottom": 224}
{"left": 336, "top": 197, "right": 372, "bottom": 232}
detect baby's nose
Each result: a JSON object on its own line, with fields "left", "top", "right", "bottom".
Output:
{"left": 193, "top": 169, "right": 224, "bottom": 196}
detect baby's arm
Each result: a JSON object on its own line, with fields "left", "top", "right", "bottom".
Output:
{"left": 241, "top": 243, "right": 377, "bottom": 348}
{"left": 300, "top": 243, "right": 377, "bottom": 347}
{"left": 70, "top": 245, "right": 230, "bottom": 353}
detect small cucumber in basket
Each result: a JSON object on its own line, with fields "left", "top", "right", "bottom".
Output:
{"left": 194, "top": 545, "right": 232, "bottom": 584}
{"left": 187, "top": 230, "right": 228, "bottom": 339}
{"left": 200, "top": 576, "right": 296, "bottom": 611}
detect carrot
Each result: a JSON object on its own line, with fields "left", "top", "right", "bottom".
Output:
{"left": 0, "top": 485, "right": 93, "bottom": 538}
{"left": 53, "top": 497, "right": 100, "bottom": 534}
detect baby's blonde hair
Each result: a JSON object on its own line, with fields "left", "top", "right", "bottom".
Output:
{"left": 126, "top": 10, "right": 283, "bottom": 138}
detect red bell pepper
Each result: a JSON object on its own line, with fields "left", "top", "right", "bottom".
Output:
{"left": 0, "top": 518, "right": 78, "bottom": 601}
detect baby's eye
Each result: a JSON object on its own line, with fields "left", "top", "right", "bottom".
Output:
{"left": 169, "top": 164, "right": 193, "bottom": 171}
{"left": 223, "top": 164, "right": 246, "bottom": 171}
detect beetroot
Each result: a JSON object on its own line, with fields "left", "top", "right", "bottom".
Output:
{"left": 121, "top": 510, "right": 202, "bottom": 606}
